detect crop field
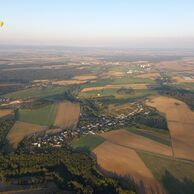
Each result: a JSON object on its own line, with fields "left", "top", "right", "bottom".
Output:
{"left": 157, "top": 60, "right": 194, "bottom": 72}
{"left": 146, "top": 96, "right": 194, "bottom": 161}
{"left": 101, "top": 71, "right": 125, "bottom": 78}
{"left": 81, "top": 83, "right": 148, "bottom": 92}
{"left": 0, "top": 109, "right": 14, "bottom": 118}
{"left": 7, "top": 121, "right": 47, "bottom": 149}
{"left": 137, "top": 72, "right": 160, "bottom": 79}
{"left": 52, "top": 79, "right": 86, "bottom": 85}
{"left": 3, "top": 86, "right": 68, "bottom": 99}
{"left": 71, "top": 135, "right": 105, "bottom": 153}
{"left": 16, "top": 104, "right": 57, "bottom": 126}
{"left": 93, "top": 141, "right": 166, "bottom": 194}
{"left": 73, "top": 75, "right": 97, "bottom": 80}
{"left": 138, "top": 151, "right": 194, "bottom": 194}
{"left": 54, "top": 102, "right": 80, "bottom": 129}
{"left": 111, "top": 76, "right": 154, "bottom": 85}
{"left": 126, "top": 127, "right": 171, "bottom": 146}
{"left": 100, "top": 129, "right": 173, "bottom": 156}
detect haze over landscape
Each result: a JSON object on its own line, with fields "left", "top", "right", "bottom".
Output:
{"left": 1, "top": 0, "right": 194, "bottom": 47}
{"left": 1, "top": 1, "right": 194, "bottom": 194}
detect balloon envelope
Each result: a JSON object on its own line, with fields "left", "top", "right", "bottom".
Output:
{"left": 0, "top": 21, "right": 4, "bottom": 27}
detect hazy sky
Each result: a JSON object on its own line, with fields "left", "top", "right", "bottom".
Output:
{"left": 0, "top": 0, "right": 194, "bottom": 48}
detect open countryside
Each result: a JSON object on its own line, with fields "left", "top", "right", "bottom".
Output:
{"left": 146, "top": 96, "right": 194, "bottom": 161}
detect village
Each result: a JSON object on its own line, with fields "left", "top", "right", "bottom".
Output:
{"left": 29, "top": 103, "right": 147, "bottom": 149}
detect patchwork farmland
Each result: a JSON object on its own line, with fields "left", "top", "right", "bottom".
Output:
{"left": 146, "top": 96, "right": 194, "bottom": 161}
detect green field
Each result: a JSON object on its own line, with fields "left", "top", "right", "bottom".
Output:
{"left": 111, "top": 76, "right": 154, "bottom": 85}
{"left": 81, "top": 76, "right": 154, "bottom": 90}
{"left": 16, "top": 104, "right": 57, "bottom": 126}
{"left": 138, "top": 151, "right": 194, "bottom": 194}
{"left": 81, "top": 79, "right": 112, "bottom": 89}
{"left": 3, "top": 86, "right": 68, "bottom": 100}
{"left": 126, "top": 127, "right": 171, "bottom": 146}
{"left": 81, "top": 89, "right": 157, "bottom": 100}
{"left": 71, "top": 135, "right": 105, "bottom": 153}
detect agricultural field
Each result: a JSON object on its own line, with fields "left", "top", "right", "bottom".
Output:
{"left": 71, "top": 135, "right": 105, "bottom": 153}
{"left": 1, "top": 47, "right": 194, "bottom": 193}
{"left": 3, "top": 86, "right": 68, "bottom": 100}
{"left": 0, "top": 109, "right": 14, "bottom": 118}
{"left": 138, "top": 151, "right": 194, "bottom": 194}
{"left": 54, "top": 101, "right": 80, "bottom": 129}
{"left": 80, "top": 88, "right": 157, "bottom": 101}
{"left": 137, "top": 72, "right": 160, "bottom": 79}
{"left": 93, "top": 141, "right": 166, "bottom": 194}
{"left": 100, "top": 129, "right": 173, "bottom": 157}
{"left": 16, "top": 104, "right": 57, "bottom": 126}
{"left": 6, "top": 121, "right": 47, "bottom": 149}
{"left": 146, "top": 96, "right": 194, "bottom": 161}
{"left": 81, "top": 84, "right": 148, "bottom": 92}
{"left": 126, "top": 127, "right": 171, "bottom": 146}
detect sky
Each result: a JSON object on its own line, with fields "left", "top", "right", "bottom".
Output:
{"left": 0, "top": 0, "right": 194, "bottom": 48}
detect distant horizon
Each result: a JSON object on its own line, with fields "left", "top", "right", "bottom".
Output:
{"left": 1, "top": 43, "right": 194, "bottom": 50}
{"left": 1, "top": 0, "right": 194, "bottom": 48}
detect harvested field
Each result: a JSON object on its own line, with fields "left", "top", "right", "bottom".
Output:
{"left": 173, "top": 76, "right": 194, "bottom": 83}
{"left": 93, "top": 141, "right": 166, "bottom": 194}
{"left": 102, "top": 71, "right": 125, "bottom": 78}
{"left": 0, "top": 109, "right": 14, "bottom": 118}
{"left": 81, "top": 83, "right": 148, "bottom": 92}
{"left": 146, "top": 96, "right": 194, "bottom": 161}
{"left": 52, "top": 80, "right": 86, "bottom": 85}
{"left": 100, "top": 129, "right": 172, "bottom": 156}
{"left": 54, "top": 102, "right": 80, "bottom": 129}
{"left": 137, "top": 73, "right": 160, "bottom": 79}
{"left": 73, "top": 75, "right": 97, "bottom": 81}
{"left": 7, "top": 121, "right": 47, "bottom": 149}
{"left": 107, "top": 103, "right": 134, "bottom": 116}
{"left": 157, "top": 61, "right": 194, "bottom": 72}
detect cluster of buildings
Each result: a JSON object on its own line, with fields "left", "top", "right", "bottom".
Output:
{"left": 116, "top": 104, "right": 144, "bottom": 120}
{"left": 31, "top": 130, "right": 70, "bottom": 148}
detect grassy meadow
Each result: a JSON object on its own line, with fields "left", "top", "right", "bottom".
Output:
{"left": 16, "top": 104, "right": 57, "bottom": 126}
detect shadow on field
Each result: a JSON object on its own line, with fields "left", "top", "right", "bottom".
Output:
{"left": 162, "top": 171, "right": 194, "bottom": 194}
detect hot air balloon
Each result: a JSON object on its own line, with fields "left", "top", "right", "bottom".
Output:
{"left": 0, "top": 21, "right": 4, "bottom": 27}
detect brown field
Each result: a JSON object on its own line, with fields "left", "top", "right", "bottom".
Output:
{"left": 107, "top": 103, "right": 134, "bottom": 116}
{"left": 173, "top": 76, "right": 194, "bottom": 83}
{"left": 82, "top": 83, "right": 148, "bottom": 92}
{"left": 32, "top": 80, "right": 49, "bottom": 83}
{"left": 52, "top": 80, "right": 86, "bottom": 85}
{"left": 100, "top": 129, "right": 172, "bottom": 156}
{"left": 93, "top": 141, "right": 166, "bottom": 194}
{"left": 146, "top": 96, "right": 194, "bottom": 161}
{"left": 0, "top": 109, "right": 14, "bottom": 118}
{"left": 72, "top": 75, "right": 97, "bottom": 81}
{"left": 54, "top": 102, "right": 80, "bottom": 129}
{"left": 101, "top": 71, "right": 125, "bottom": 78}
{"left": 157, "top": 60, "right": 194, "bottom": 72}
{"left": 7, "top": 121, "right": 47, "bottom": 149}
{"left": 137, "top": 73, "right": 160, "bottom": 79}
